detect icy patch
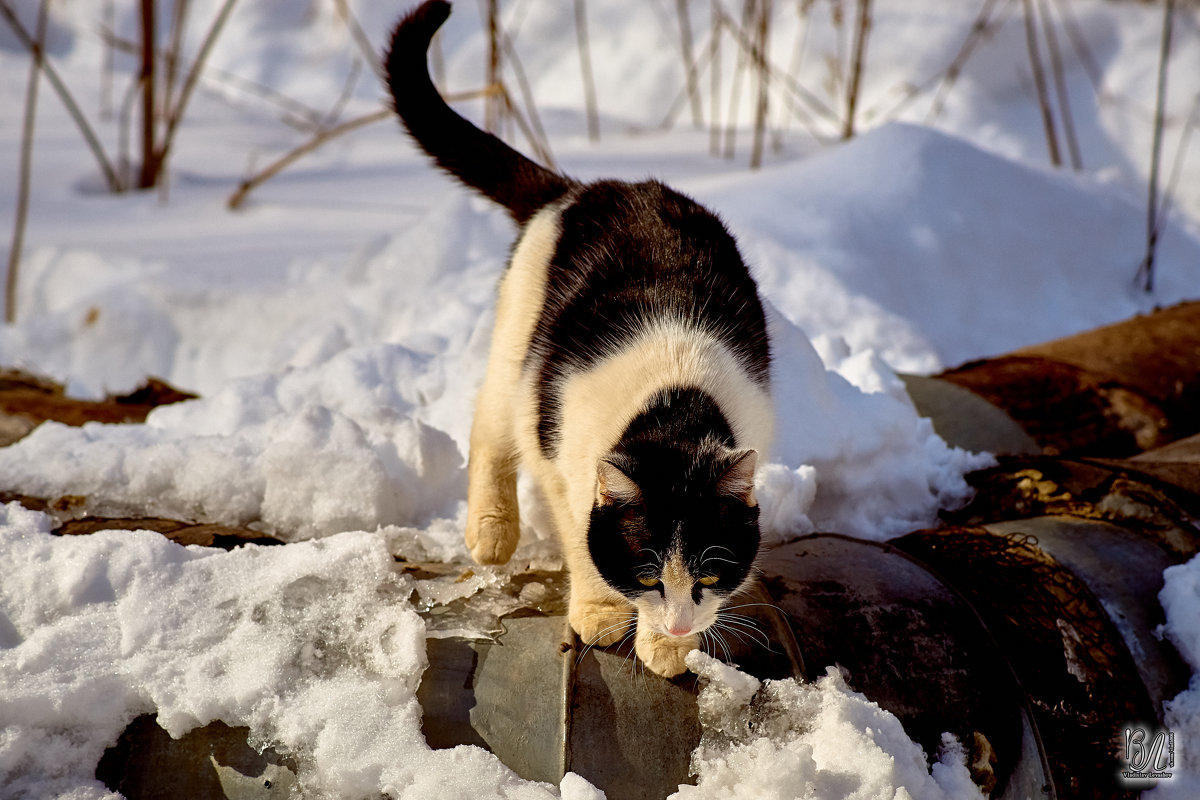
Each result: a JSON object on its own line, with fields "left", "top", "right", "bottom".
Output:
{"left": 674, "top": 652, "right": 985, "bottom": 800}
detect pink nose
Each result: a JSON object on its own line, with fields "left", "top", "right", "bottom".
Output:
{"left": 667, "top": 625, "right": 691, "bottom": 637}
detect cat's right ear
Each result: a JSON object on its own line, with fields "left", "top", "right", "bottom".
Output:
{"left": 597, "top": 460, "right": 642, "bottom": 506}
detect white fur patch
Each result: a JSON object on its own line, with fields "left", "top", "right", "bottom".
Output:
{"left": 553, "top": 317, "right": 774, "bottom": 526}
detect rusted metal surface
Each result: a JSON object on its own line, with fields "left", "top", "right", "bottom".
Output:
{"left": 936, "top": 301, "right": 1200, "bottom": 457}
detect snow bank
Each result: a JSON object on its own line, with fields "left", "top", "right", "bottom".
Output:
{"left": 0, "top": 503, "right": 986, "bottom": 800}
{"left": 0, "top": 167, "right": 990, "bottom": 546}
{"left": 696, "top": 122, "right": 1200, "bottom": 372}
{"left": 0, "top": 502, "right": 600, "bottom": 800}
{"left": 673, "top": 652, "right": 984, "bottom": 800}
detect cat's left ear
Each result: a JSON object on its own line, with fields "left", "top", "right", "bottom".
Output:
{"left": 597, "top": 459, "right": 643, "bottom": 506}
{"left": 717, "top": 449, "right": 758, "bottom": 506}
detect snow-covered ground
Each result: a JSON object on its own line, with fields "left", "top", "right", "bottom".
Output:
{"left": 1, "top": 0, "right": 1199, "bottom": 797}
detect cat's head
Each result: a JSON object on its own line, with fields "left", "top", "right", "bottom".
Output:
{"left": 587, "top": 443, "right": 760, "bottom": 639}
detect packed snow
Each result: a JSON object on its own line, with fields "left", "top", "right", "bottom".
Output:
{"left": 2, "top": 0, "right": 1199, "bottom": 797}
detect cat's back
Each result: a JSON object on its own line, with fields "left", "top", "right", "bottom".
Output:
{"left": 528, "top": 179, "right": 770, "bottom": 388}
{"left": 508, "top": 180, "right": 773, "bottom": 469}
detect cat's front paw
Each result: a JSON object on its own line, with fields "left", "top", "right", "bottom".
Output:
{"left": 636, "top": 627, "right": 700, "bottom": 678}
{"left": 570, "top": 597, "right": 635, "bottom": 647}
{"left": 465, "top": 512, "right": 519, "bottom": 565}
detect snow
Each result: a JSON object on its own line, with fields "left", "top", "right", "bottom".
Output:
{"left": 674, "top": 653, "right": 985, "bottom": 800}
{"left": 1147, "top": 555, "right": 1200, "bottom": 800}
{"left": 2, "top": 0, "right": 1200, "bottom": 797}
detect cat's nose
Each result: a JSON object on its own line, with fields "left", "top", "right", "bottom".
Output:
{"left": 667, "top": 624, "right": 692, "bottom": 637}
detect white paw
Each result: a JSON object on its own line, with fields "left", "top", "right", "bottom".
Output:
{"left": 636, "top": 627, "right": 699, "bottom": 678}
{"left": 465, "top": 512, "right": 519, "bottom": 565}
{"left": 570, "top": 597, "right": 635, "bottom": 647}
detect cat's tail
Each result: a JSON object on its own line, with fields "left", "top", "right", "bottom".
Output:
{"left": 384, "top": 1, "right": 575, "bottom": 225}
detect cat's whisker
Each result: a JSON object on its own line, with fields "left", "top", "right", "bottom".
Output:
{"left": 713, "top": 614, "right": 781, "bottom": 655}
{"left": 704, "top": 626, "right": 734, "bottom": 665}
{"left": 718, "top": 601, "right": 788, "bottom": 616}
{"left": 712, "top": 620, "right": 770, "bottom": 651}
{"left": 699, "top": 545, "right": 736, "bottom": 561}
{"left": 717, "top": 610, "right": 767, "bottom": 631}
{"left": 615, "top": 628, "right": 641, "bottom": 675}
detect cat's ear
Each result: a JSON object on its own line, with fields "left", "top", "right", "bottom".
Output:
{"left": 717, "top": 449, "right": 758, "bottom": 506}
{"left": 597, "top": 459, "right": 642, "bottom": 506}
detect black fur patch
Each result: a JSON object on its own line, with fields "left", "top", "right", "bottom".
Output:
{"left": 528, "top": 180, "right": 770, "bottom": 458}
{"left": 384, "top": 1, "right": 575, "bottom": 223}
{"left": 587, "top": 388, "right": 760, "bottom": 599}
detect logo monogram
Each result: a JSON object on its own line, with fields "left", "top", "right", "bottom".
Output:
{"left": 1122, "top": 726, "right": 1174, "bottom": 781}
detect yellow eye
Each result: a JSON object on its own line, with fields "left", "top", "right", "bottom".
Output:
{"left": 637, "top": 575, "right": 659, "bottom": 587}
{"left": 698, "top": 575, "right": 720, "bottom": 586}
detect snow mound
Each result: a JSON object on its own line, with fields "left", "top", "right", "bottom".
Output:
{"left": 697, "top": 123, "right": 1200, "bottom": 371}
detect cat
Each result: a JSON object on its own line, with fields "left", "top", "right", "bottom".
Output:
{"left": 384, "top": 0, "right": 774, "bottom": 678}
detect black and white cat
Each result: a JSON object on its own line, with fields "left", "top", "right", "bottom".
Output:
{"left": 385, "top": 0, "right": 773, "bottom": 677}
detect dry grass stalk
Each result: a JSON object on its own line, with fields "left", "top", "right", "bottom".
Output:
{"left": 713, "top": 2, "right": 835, "bottom": 137}
{"left": 102, "top": 0, "right": 115, "bottom": 119}
{"left": 709, "top": 0, "right": 723, "bottom": 155}
{"left": 227, "top": 107, "right": 394, "bottom": 210}
{"left": 722, "top": 0, "right": 755, "bottom": 158}
{"left": 137, "top": 0, "right": 157, "bottom": 188}
{"left": 1038, "top": 0, "right": 1082, "bottom": 170}
{"left": 921, "top": 0, "right": 1011, "bottom": 124}
{"left": 575, "top": 0, "right": 601, "bottom": 140}
{"left": 148, "top": 0, "right": 239, "bottom": 188}
{"left": 164, "top": 0, "right": 189, "bottom": 115}
{"left": 676, "top": 0, "right": 705, "bottom": 128}
{"left": 1135, "top": 0, "right": 1176, "bottom": 294}
{"left": 484, "top": 0, "right": 502, "bottom": 132}
{"left": 1020, "top": 0, "right": 1062, "bottom": 166}
{"left": 6, "top": 0, "right": 49, "bottom": 324}
{"left": 750, "top": 0, "right": 771, "bottom": 168}
{"left": 498, "top": 30, "right": 556, "bottom": 167}
{"left": 841, "top": 0, "right": 871, "bottom": 140}
{"left": 0, "top": 0, "right": 122, "bottom": 192}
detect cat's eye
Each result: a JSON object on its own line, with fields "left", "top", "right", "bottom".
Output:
{"left": 637, "top": 575, "right": 659, "bottom": 587}
{"left": 698, "top": 574, "right": 720, "bottom": 586}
